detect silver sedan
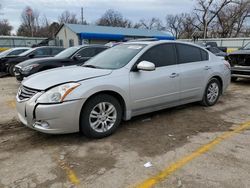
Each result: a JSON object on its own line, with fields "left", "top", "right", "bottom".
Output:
{"left": 16, "top": 41, "right": 231, "bottom": 138}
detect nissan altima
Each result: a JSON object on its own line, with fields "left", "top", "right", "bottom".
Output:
{"left": 16, "top": 41, "right": 231, "bottom": 138}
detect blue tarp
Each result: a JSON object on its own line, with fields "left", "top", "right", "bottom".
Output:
{"left": 79, "top": 32, "right": 175, "bottom": 41}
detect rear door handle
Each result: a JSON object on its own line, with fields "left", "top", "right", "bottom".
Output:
{"left": 205, "top": 66, "right": 212, "bottom": 70}
{"left": 170, "top": 73, "right": 179, "bottom": 78}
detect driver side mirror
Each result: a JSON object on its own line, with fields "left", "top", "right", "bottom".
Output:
{"left": 137, "top": 61, "right": 155, "bottom": 71}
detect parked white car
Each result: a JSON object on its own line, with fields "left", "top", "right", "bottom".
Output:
{"left": 16, "top": 41, "right": 231, "bottom": 138}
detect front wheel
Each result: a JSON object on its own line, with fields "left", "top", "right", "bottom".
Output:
{"left": 8, "top": 64, "right": 15, "bottom": 76}
{"left": 80, "top": 94, "right": 122, "bottom": 138}
{"left": 201, "top": 78, "right": 221, "bottom": 107}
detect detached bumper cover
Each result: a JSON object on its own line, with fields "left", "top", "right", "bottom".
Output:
{"left": 16, "top": 93, "right": 86, "bottom": 134}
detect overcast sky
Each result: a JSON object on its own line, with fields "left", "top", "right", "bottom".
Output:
{"left": 1, "top": 0, "right": 195, "bottom": 33}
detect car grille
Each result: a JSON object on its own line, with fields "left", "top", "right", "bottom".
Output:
{"left": 18, "top": 85, "right": 39, "bottom": 101}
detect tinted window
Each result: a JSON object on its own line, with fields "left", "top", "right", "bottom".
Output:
{"left": 139, "top": 44, "right": 176, "bottom": 67}
{"left": 177, "top": 44, "right": 203, "bottom": 64}
{"left": 201, "top": 49, "right": 209, "bottom": 61}
{"left": 51, "top": 48, "right": 63, "bottom": 55}
{"left": 94, "top": 47, "right": 107, "bottom": 55}
{"left": 8, "top": 49, "right": 28, "bottom": 56}
{"left": 33, "top": 48, "right": 50, "bottom": 56}
{"left": 78, "top": 48, "right": 96, "bottom": 57}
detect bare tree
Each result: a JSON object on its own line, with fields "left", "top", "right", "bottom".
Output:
{"left": 165, "top": 13, "right": 197, "bottom": 39}
{"left": 137, "top": 18, "right": 164, "bottom": 30}
{"left": 166, "top": 14, "right": 182, "bottom": 38}
{"left": 216, "top": 0, "right": 250, "bottom": 37}
{"left": 17, "top": 6, "right": 40, "bottom": 37}
{"left": 0, "top": 19, "right": 13, "bottom": 35}
{"left": 96, "top": 9, "right": 132, "bottom": 28}
{"left": 58, "top": 11, "right": 80, "bottom": 25}
{"left": 194, "top": 0, "right": 234, "bottom": 38}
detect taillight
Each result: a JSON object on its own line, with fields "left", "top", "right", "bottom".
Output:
{"left": 224, "top": 60, "right": 231, "bottom": 70}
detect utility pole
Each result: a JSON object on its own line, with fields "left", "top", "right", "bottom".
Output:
{"left": 81, "top": 7, "right": 84, "bottom": 24}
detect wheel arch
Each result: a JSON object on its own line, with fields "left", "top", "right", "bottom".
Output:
{"left": 79, "top": 90, "right": 128, "bottom": 130}
{"left": 211, "top": 75, "right": 223, "bottom": 94}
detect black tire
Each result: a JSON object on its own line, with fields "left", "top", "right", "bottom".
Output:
{"left": 201, "top": 78, "right": 221, "bottom": 107}
{"left": 80, "top": 94, "right": 122, "bottom": 138}
{"left": 231, "top": 77, "right": 238, "bottom": 82}
{"left": 8, "top": 64, "right": 15, "bottom": 76}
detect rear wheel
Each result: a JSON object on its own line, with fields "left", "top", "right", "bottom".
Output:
{"left": 80, "top": 94, "right": 122, "bottom": 138}
{"left": 8, "top": 64, "right": 15, "bottom": 76}
{"left": 201, "top": 78, "right": 221, "bottom": 106}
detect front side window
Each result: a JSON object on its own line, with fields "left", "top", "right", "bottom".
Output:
{"left": 177, "top": 44, "right": 204, "bottom": 64}
{"left": 84, "top": 44, "right": 145, "bottom": 69}
{"left": 138, "top": 44, "right": 177, "bottom": 67}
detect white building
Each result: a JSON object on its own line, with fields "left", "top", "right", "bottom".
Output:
{"left": 55, "top": 24, "right": 174, "bottom": 48}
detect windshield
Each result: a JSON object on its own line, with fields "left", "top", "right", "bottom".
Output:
{"left": 18, "top": 48, "right": 35, "bottom": 56}
{"left": 84, "top": 44, "right": 146, "bottom": 69}
{"left": 55, "top": 46, "right": 80, "bottom": 59}
{"left": 0, "top": 49, "right": 12, "bottom": 58}
{"left": 243, "top": 43, "right": 250, "bottom": 50}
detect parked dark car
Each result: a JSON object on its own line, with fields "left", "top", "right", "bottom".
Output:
{"left": 206, "top": 46, "right": 227, "bottom": 57}
{"left": 205, "top": 42, "right": 227, "bottom": 53}
{"left": 14, "top": 45, "right": 109, "bottom": 81}
{"left": 197, "top": 42, "right": 227, "bottom": 57}
{"left": 5, "top": 46, "right": 64, "bottom": 76}
{"left": 227, "top": 42, "right": 250, "bottom": 81}
{"left": 0, "top": 47, "right": 30, "bottom": 73}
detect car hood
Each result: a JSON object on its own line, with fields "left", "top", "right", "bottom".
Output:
{"left": 22, "top": 66, "right": 112, "bottom": 90}
{"left": 229, "top": 50, "right": 250, "bottom": 55}
{"left": 17, "top": 57, "right": 61, "bottom": 67}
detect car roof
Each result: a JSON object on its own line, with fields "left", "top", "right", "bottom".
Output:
{"left": 124, "top": 40, "right": 205, "bottom": 48}
{"left": 33, "top": 46, "right": 64, "bottom": 49}
{"left": 11, "top": 47, "right": 31, "bottom": 50}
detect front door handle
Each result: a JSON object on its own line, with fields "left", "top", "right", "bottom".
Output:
{"left": 170, "top": 73, "right": 179, "bottom": 78}
{"left": 205, "top": 66, "right": 212, "bottom": 70}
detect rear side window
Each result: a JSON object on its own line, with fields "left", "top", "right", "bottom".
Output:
{"left": 201, "top": 49, "right": 209, "bottom": 61}
{"left": 139, "top": 44, "right": 176, "bottom": 67}
{"left": 94, "top": 47, "right": 107, "bottom": 55}
{"left": 33, "top": 48, "right": 50, "bottom": 56}
{"left": 177, "top": 44, "right": 206, "bottom": 64}
{"left": 51, "top": 48, "right": 63, "bottom": 55}
{"left": 78, "top": 48, "right": 96, "bottom": 58}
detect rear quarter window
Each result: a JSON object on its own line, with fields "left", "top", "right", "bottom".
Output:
{"left": 201, "top": 49, "right": 209, "bottom": 61}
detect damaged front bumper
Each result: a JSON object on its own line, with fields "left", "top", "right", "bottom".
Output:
{"left": 16, "top": 92, "right": 86, "bottom": 134}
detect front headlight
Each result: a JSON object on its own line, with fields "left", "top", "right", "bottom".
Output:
{"left": 37, "top": 83, "right": 80, "bottom": 103}
{"left": 22, "top": 64, "right": 39, "bottom": 72}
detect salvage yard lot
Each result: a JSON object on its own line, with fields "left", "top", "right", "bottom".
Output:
{"left": 0, "top": 77, "right": 250, "bottom": 188}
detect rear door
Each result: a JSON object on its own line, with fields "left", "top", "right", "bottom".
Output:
{"left": 176, "top": 44, "right": 211, "bottom": 100}
{"left": 129, "top": 43, "right": 180, "bottom": 112}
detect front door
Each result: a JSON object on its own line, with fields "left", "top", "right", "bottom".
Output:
{"left": 129, "top": 43, "right": 180, "bottom": 113}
